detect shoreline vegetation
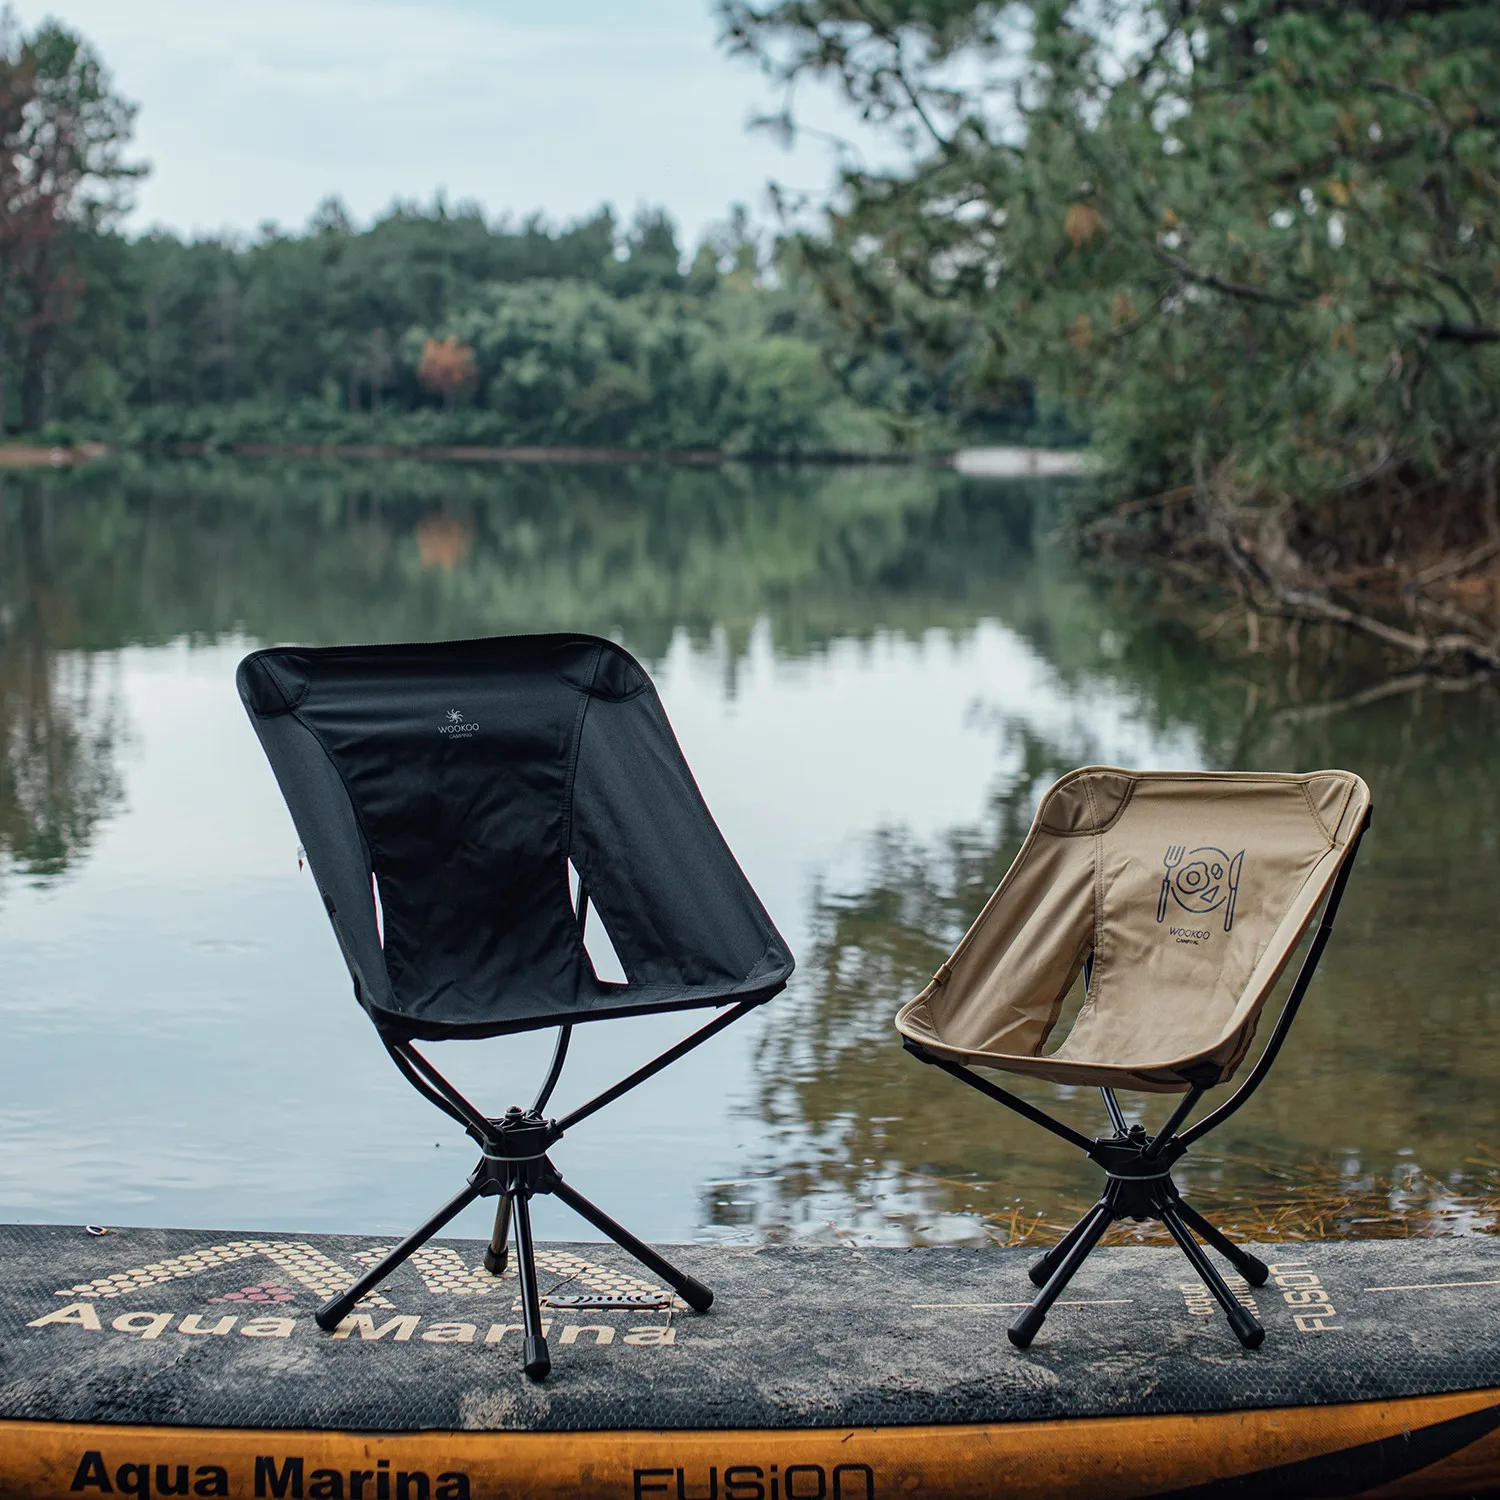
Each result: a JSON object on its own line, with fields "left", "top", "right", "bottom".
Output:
{"left": 725, "top": 0, "right": 1500, "bottom": 682}
{"left": 0, "top": 440, "right": 1092, "bottom": 472}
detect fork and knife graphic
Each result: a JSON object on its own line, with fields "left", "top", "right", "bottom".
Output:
{"left": 1158, "top": 844, "right": 1245, "bottom": 931}
{"left": 1157, "top": 845, "right": 1186, "bottom": 923}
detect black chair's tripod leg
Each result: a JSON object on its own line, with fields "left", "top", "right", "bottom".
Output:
{"left": 1171, "top": 1198, "right": 1268, "bottom": 1287}
{"left": 1028, "top": 1200, "right": 1107, "bottom": 1288}
{"left": 484, "top": 1194, "right": 512, "bottom": 1276}
{"left": 1009, "top": 1201, "right": 1113, "bottom": 1350}
{"left": 549, "top": 1173, "right": 713, "bottom": 1313}
{"left": 509, "top": 1190, "right": 551, "bottom": 1381}
{"left": 1160, "top": 1204, "right": 1264, "bottom": 1349}
{"left": 315, "top": 1180, "right": 482, "bottom": 1331}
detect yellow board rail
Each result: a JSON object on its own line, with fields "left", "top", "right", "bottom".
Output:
{"left": 6, "top": 1389, "right": 1500, "bottom": 1500}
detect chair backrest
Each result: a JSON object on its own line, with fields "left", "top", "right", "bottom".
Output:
{"left": 237, "top": 634, "right": 792, "bottom": 1040}
{"left": 897, "top": 767, "right": 1370, "bottom": 1090}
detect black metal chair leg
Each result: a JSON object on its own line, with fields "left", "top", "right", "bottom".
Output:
{"left": 1171, "top": 1198, "right": 1269, "bottom": 1286}
{"left": 483, "top": 1194, "right": 512, "bottom": 1275}
{"left": 315, "top": 1180, "right": 482, "bottom": 1331}
{"left": 1160, "top": 1204, "right": 1264, "bottom": 1349}
{"left": 549, "top": 1173, "right": 713, "bottom": 1312}
{"left": 509, "top": 1190, "right": 551, "bottom": 1381}
{"left": 1008, "top": 1202, "right": 1113, "bottom": 1350}
{"left": 1028, "top": 1198, "right": 1108, "bottom": 1287}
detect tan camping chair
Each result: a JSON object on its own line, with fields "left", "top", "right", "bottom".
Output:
{"left": 896, "top": 767, "right": 1371, "bottom": 1350}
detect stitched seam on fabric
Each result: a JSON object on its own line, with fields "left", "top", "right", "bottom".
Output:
{"left": 554, "top": 643, "right": 651, "bottom": 703}
{"left": 937, "top": 820, "right": 1045, "bottom": 972}
{"left": 588, "top": 679, "right": 651, "bottom": 703}
{"left": 559, "top": 678, "right": 651, "bottom": 705}
{"left": 1094, "top": 768, "right": 1332, "bottom": 784}
{"left": 1084, "top": 776, "right": 1106, "bottom": 1017}
{"left": 1038, "top": 771, "right": 1138, "bottom": 837}
{"left": 639, "top": 677, "right": 785, "bottom": 989}
{"left": 1299, "top": 778, "right": 1334, "bottom": 843}
{"left": 1037, "top": 766, "right": 1095, "bottom": 837}
{"left": 916, "top": 771, "right": 1116, "bottom": 997}
{"left": 739, "top": 937, "right": 780, "bottom": 987}
{"left": 927, "top": 1050, "right": 1192, "bottom": 1092}
{"left": 1104, "top": 776, "right": 1138, "bottom": 831}
{"left": 1045, "top": 765, "right": 1354, "bottom": 788}
{"left": 1328, "top": 779, "right": 1357, "bottom": 844}
{"left": 260, "top": 656, "right": 309, "bottom": 713}
{"left": 1035, "top": 938, "right": 1092, "bottom": 1057}
{"left": 285, "top": 707, "right": 388, "bottom": 1011}
{"left": 923, "top": 772, "right": 1088, "bottom": 997}
{"left": 395, "top": 984, "right": 780, "bottom": 1040}
{"left": 562, "top": 644, "right": 604, "bottom": 981}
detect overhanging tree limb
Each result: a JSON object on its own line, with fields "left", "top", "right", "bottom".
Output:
{"left": 1152, "top": 248, "right": 1300, "bottom": 307}
{"left": 1417, "top": 321, "right": 1500, "bottom": 344}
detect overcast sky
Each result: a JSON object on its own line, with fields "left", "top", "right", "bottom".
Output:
{"left": 26, "top": 0, "right": 892, "bottom": 246}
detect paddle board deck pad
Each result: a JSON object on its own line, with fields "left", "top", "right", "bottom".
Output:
{"left": 3, "top": 1224, "right": 1500, "bottom": 1497}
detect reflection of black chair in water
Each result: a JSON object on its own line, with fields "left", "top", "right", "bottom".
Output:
{"left": 237, "top": 634, "right": 793, "bottom": 1381}
{"left": 897, "top": 767, "right": 1371, "bottom": 1351}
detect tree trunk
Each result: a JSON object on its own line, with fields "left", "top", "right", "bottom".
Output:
{"left": 20, "top": 333, "right": 46, "bottom": 432}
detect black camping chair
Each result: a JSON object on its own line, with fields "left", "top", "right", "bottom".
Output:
{"left": 237, "top": 633, "right": 793, "bottom": 1380}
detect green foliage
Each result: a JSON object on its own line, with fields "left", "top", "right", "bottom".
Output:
{"left": 17, "top": 18, "right": 142, "bottom": 227}
{"left": 42, "top": 196, "right": 1000, "bottom": 454}
{"left": 111, "top": 200, "right": 624, "bottom": 411}
{"left": 0, "top": 13, "right": 1087, "bottom": 454}
{"left": 723, "top": 0, "right": 1500, "bottom": 519}
{"left": 110, "top": 268, "right": 963, "bottom": 455}
{"left": 0, "top": 14, "right": 141, "bottom": 430}
{"left": 423, "top": 279, "right": 852, "bottom": 451}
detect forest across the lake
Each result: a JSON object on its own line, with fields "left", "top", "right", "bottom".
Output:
{"left": 0, "top": 17, "right": 1072, "bottom": 460}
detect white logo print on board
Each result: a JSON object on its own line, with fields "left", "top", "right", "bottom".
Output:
{"left": 438, "top": 707, "right": 479, "bottom": 738}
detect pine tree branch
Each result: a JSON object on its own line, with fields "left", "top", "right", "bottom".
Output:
{"left": 1153, "top": 248, "right": 1299, "bottom": 307}
{"left": 1417, "top": 320, "right": 1500, "bottom": 344}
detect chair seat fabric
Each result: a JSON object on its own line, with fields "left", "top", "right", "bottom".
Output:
{"left": 895, "top": 767, "right": 1370, "bottom": 1092}
{"left": 238, "top": 633, "right": 793, "bottom": 1040}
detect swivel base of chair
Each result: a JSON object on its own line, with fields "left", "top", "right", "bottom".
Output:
{"left": 1008, "top": 1124, "right": 1268, "bottom": 1352}
{"left": 312, "top": 1106, "right": 711, "bottom": 1382}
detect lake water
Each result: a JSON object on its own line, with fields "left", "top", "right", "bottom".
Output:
{"left": 2, "top": 460, "right": 1497, "bottom": 1249}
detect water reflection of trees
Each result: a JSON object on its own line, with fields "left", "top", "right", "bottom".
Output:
{"left": 3, "top": 459, "right": 1049, "bottom": 656}
{"left": 0, "top": 488, "right": 124, "bottom": 889}
{"left": 0, "top": 459, "right": 1056, "bottom": 885}
{"left": 728, "top": 582, "right": 1500, "bottom": 1246}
